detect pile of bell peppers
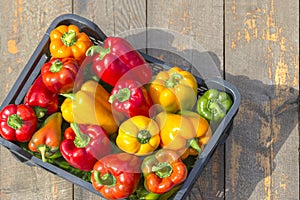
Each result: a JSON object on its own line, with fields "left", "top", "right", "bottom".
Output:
{"left": 0, "top": 23, "right": 234, "bottom": 200}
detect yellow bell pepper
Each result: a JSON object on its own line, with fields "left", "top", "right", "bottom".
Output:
{"left": 60, "top": 80, "right": 118, "bottom": 135}
{"left": 148, "top": 66, "right": 198, "bottom": 113}
{"left": 61, "top": 98, "right": 74, "bottom": 123}
{"left": 155, "top": 111, "right": 211, "bottom": 156}
{"left": 116, "top": 116, "right": 160, "bottom": 156}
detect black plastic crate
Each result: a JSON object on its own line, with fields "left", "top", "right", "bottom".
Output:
{"left": 0, "top": 14, "right": 241, "bottom": 200}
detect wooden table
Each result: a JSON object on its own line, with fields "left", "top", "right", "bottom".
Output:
{"left": 0, "top": 1, "right": 298, "bottom": 199}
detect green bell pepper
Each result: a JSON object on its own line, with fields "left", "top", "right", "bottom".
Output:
{"left": 196, "top": 89, "right": 233, "bottom": 122}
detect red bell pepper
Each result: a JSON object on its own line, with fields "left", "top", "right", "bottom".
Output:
{"left": 0, "top": 104, "right": 37, "bottom": 142}
{"left": 91, "top": 153, "right": 141, "bottom": 199}
{"left": 86, "top": 36, "right": 153, "bottom": 86}
{"left": 85, "top": 45, "right": 131, "bottom": 86}
{"left": 24, "top": 75, "right": 59, "bottom": 119}
{"left": 103, "top": 37, "right": 152, "bottom": 77}
{"left": 109, "top": 80, "right": 154, "bottom": 119}
{"left": 60, "top": 123, "right": 111, "bottom": 171}
{"left": 41, "top": 57, "right": 80, "bottom": 94}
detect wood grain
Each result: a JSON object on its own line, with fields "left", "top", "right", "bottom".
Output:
{"left": 225, "top": 0, "right": 299, "bottom": 199}
{"left": 0, "top": 1, "right": 73, "bottom": 200}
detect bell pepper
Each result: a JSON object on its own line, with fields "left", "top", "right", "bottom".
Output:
{"left": 86, "top": 36, "right": 153, "bottom": 86}
{"left": 155, "top": 111, "right": 211, "bottom": 155}
{"left": 148, "top": 66, "right": 198, "bottom": 113}
{"left": 60, "top": 80, "right": 118, "bottom": 135}
{"left": 60, "top": 123, "right": 111, "bottom": 171}
{"left": 104, "top": 36, "right": 153, "bottom": 84}
{"left": 60, "top": 97, "right": 74, "bottom": 123}
{"left": 0, "top": 104, "right": 37, "bottom": 142}
{"left": 91, "top": 153, "right": 141, "bottom": 199}
{"left": 85, "top": 45, "right": 131, "bottom": 86}
{"left": 28, "top": 112, "right": 62, "bottom": 162}
{"left": 141, "top": 149, "right": 187, "bottom": 194}
{"left": 109, "top": 80, "right": 154, "bottom": 119}
{"left": 24, "top": 75, "right": 59, "bottom": 118}
{"left": 49, "top": 24, "right": 93, "bottom": 65}
{"left": 116, "top": 115, "right": 160, "bottom": 156}
{"left": 41, "top": 57, "right": 80, "bottom": 94}
{"left": 197, "top": 89, "right": 233, "bottom": 122}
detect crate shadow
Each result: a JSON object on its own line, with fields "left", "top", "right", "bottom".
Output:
{"left": 123, "top": 28, "right": 299, "bottom": 200}
{"left": 223, "top": 73, "right": 299, "bottom": 200}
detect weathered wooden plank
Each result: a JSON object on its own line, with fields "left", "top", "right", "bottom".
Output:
{"left": 225, "top": 0, "right": 299, "bottom": 199}
{"left": 73, "top": 0, "right": 147, "bottom": 199}
{"left": 73, "top": 0, "right": 147, "bottom": 41}
{"left": 147, "top": 0, "right": 225, "bottom": 199}
{"left": 0, "top": 1, "right": 73, "bottom": 199}
{"left": 72, "top": 0, "right": 115, "bottom": 36}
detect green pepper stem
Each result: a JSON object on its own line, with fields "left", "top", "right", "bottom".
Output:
{"left": 70, "top": 123, "right": 91, "bottom": 148}
{"left": 108, "top": 88, "right": 131, "bottom": 103}
{"left": 188, "top": 138, "right": 202, "bottom": 154}
{"left": 38, "top": 145, "right": 48, "bottom": 162}
{"left": 61, "top": 30, "right": 77, "bottom": 46}
{"left": 165, "top": 73, "right": 183, "bottom": 88}
{"left": 152, "top": 162, "right": 173, "bottom": 178}
{"left": 33, "top": 106, "right": 48, "bottom": 119}
{"left": 85, "top": 45, "right": 110, "bottom": 60}
{"left": 93, "top": 171, "right": 117, "bottom": 187}
{"left": 50, "top": 59, "right": 64, "bottom": 73}
{"left": 7, "top": 114, "right": 23, "bottom": 130}
{"left": 60, "top": 93, "right": 75, "bottom": 100}
{"left": 137, "top": 130, "right": 151, "bottom": 144}
{"left": 208, "top": 101, "right": 225, "bottom": 114}
{"left": 47, "top": 151, "right": 62, "bottom": 159}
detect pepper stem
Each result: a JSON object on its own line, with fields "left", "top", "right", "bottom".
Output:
{"left": 50, "top": 59, "right": 64, "bottom": 73}
{"left": 61, "top": 30, "right": 77, "bottom": 46}
{"left": 208, "top": 101, "right": 226, "bottom": 115}
{"left": 38, "top": 145, "right": 48, "bottom": 162}
{"left": 108, "top": 88, "right": 131, "bottom": 103}
{"left": 33, "top": 106, "right": 48, "bottom": 119}
{"left": 7, "top": 114, "right": 23, "bottom": 130}
{"left": 188, "top": 138, "right": 202, "bottom": 154}
{"left": 60, "top": 93, "right": 75, "bottom": 100}
{"left": 152, "top": 162, "right": 173, "bottom": 178}
{"left": 165, "top": 73, "right": 183, "bottom": 88}
{"left": 137, "top": 130, "right": 151, "bottom": 144}
{"left": 85, "top": 45, "right": 110, "bottom": 60}
{"left": 70, "top": 123, "right": 91, "bottom": 148}
{"left": 94, "top": 171, "right": 117, "bottom": 187}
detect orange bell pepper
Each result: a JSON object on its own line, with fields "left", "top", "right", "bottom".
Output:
{"left": 141, "top": 149, "right": 188, "bottom": 194}
{"left": 49, "top": 24, "right": 93, "bottom": 65}
{"left": 28, "top": 112, "right": 62, "bottom": 162}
